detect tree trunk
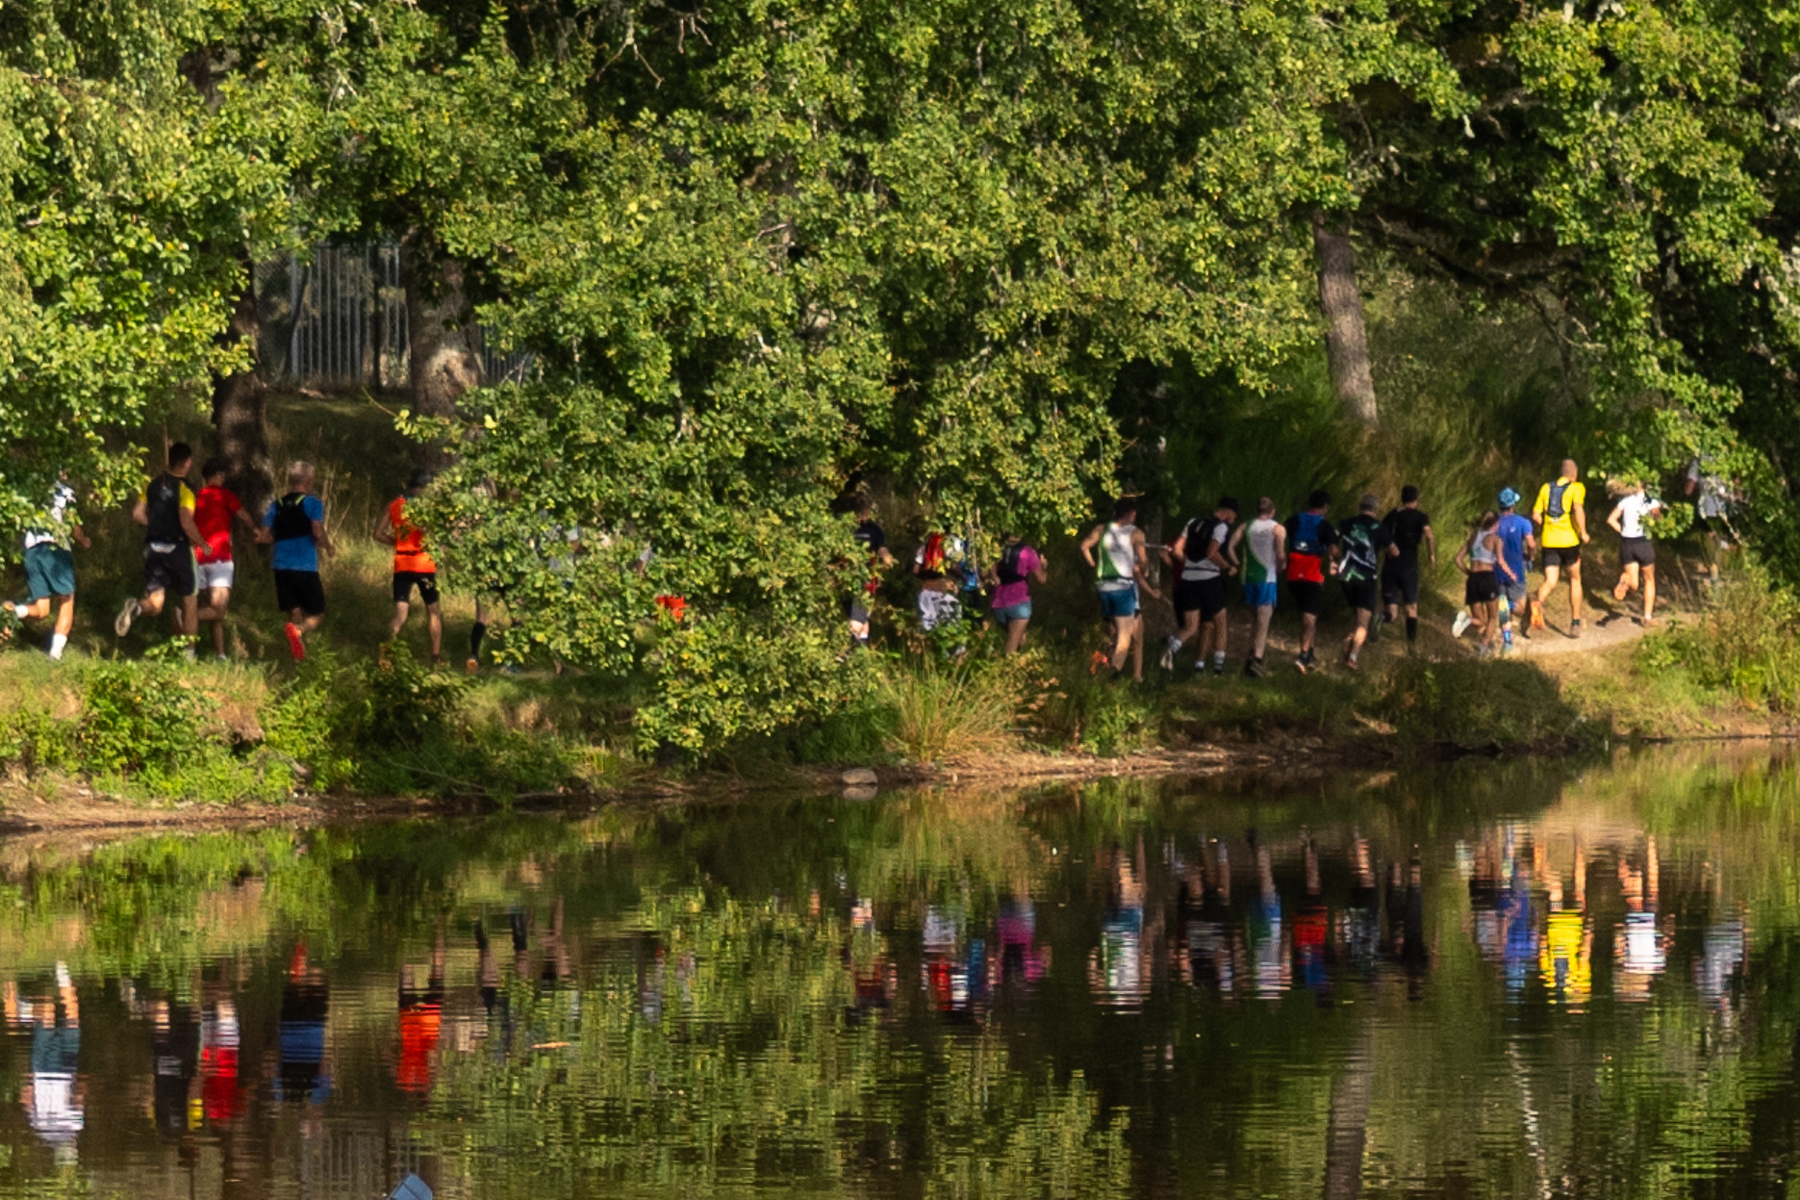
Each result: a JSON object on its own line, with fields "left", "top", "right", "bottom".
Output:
{"left": 401, "top": 230, "right": 482, "bottom": 468}
{"left": 1313, "top": 211, "right": 1378, "bottom": 426}
{"left": 212, "top": 254, "right": 274, "bottom": 512}
{"left": 1320, "top": 1029, "right": 1377, "bottom": 1200}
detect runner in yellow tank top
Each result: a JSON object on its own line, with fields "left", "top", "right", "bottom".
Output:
{"left": 1530, "top": 458, "right": 1590, "bottom": 636}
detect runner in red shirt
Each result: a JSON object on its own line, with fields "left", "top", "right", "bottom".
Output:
{"left": 193, "top": 458, "right": 256, "bottom": 661}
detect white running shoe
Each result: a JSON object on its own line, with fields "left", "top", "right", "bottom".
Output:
{"left": 114, "top": 596, "right": 140, "bottom": 636}
{"left": 1451, "top": 609, "right": 1472, "bottom": 639}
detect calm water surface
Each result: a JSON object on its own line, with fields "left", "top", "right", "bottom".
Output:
{"left": 3, "top": 747, "right": 1799, "bottom": 1199}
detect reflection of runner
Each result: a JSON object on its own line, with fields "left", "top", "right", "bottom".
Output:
{"left": 997, "top": 897, "right": 1049, "bottom": 987}
{"left": 151, "top": 999, "right": 198, "bottom": 1137}
{"left": 1249, "top": 837, "right": 1287, "bottom": 999}
{"left": 278, "top": 942, "right": 331, "bottom": 1103}
{"left": 397, "top": 923, "right": 447, "bottom": 1096}
{"left": 1293, "top": 838, "right": 1330, "bottom": 996}
{"left": 200, "top": 997, "right": 242, "bottom": 1124}
{"left": 1344, "top": 834, "right": 1380, "bottom": 976}
{"left": 1089, "top": 854, "right": 1149, "bottom": 1008}
{"left": 1615, "top": 838, "right": 1667, "bottom": 1000}
{"left": 1539, "top": 843, "right": 1592, "bottom": 1007}
{"left": 6, "top": 963, "right": 83, "bottom": 1161}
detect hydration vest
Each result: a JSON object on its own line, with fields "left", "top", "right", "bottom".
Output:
{"left": 1286, "top": 512, "right": 1328, "bottom": 584}
{"left": 144, "top": 474, "right": 189, "bottom": 547}
{"left": 271, "top": 492, "right": 314, "bottom": 542}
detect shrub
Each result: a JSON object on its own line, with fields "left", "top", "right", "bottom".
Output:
{"left": 1379, "top": 657, "right": 1594, "bottom": 747}
{"left": 1642, "top": 566, "right": 1800, "bottom": 711}
{"left": 878, "top": 653, "right": 1030, "bottom": 763}
{"left": 75, "top": 650, "right": 210, "bottom": 777}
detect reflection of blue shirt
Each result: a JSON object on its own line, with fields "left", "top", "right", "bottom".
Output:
{"left": 263, "top": 495, "right": 326, "bottom": 571}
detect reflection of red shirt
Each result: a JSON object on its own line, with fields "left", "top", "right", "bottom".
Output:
{"left": 397, "top": 1003, "right": 442, "bottom": 1095}
{"left": 195, "top": 486, "right": 242, "bottom": 564}
{"left": 200, "top": 1045, "right": 241, "bottom": 1122}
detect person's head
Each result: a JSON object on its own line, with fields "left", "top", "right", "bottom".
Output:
{"left": 1112, "top": 496, "right": 1138, "bottom": 523}
{"left": 167, "top": 442, "right": 193, "bottom": 475}
{"left": 1306, "top": 489, "right": 1331, "bottom": 511}
{"left": 853, "top": 495, "right": 873, "bottom": 519}
{"left": 1401, "top": 484, "right": 1420, "bottom": 506}
{"left": 1257, "top": 496, "right": 1276, "bottom": 518}
{"left": 1497, "top": 486, "right": 1521, "bottom": 512}
{"left": 1217, "top": 495, "right": 1240, "bottom": 519}
{"left": 1560, "top": 458, "right": 1579, "bottom": 481}
{"left": 287, "top": 460, "right": 316, "bottom": 493}
{"left": 406, "top": 468, "right": 434, "bottom": 495}
{"left": 200, "top": 456, "right": 230, "bottom": 486}
{"left": 1477, "top": 509, "right": 1499, "bottom": 532}
{"left": 1359, "top": 492, "right": 1379, "bottom": 515}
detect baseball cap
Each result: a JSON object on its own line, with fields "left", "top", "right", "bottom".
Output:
{"left": 1497, "top": 487, "right": 1521, "bottom": 508}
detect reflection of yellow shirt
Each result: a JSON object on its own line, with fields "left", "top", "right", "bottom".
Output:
{"left": 1533, "top": 479, "right": 1586, "bottom": 548}
{"left": 1541, "top": 911, "right": 1590, "bottom": 1000}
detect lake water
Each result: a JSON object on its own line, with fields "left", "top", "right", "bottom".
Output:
{"left": 2, "top": 746, "right": 1798, "bottom": 1199}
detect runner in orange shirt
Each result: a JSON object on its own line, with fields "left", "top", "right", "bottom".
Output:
{"left": 376, "top": 470, "right": 443, "bottom": 664}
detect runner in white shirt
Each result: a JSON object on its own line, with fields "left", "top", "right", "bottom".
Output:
{"left": 1607, "top": 481, "right": 1662, "bottom": 626}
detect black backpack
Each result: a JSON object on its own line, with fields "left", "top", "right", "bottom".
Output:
{"left": 271, "top": 492, "right": 314, "bottom": 541}
{"left": 996, "top": 541, "right": 1028, "bottom": 585}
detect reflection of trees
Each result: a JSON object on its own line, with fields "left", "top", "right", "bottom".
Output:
{"left": 418, "top": 886, "right": 1131, "bottom": 1198}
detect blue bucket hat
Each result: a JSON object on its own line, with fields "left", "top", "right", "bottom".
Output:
{"left": 1497, "top": 487, "right": 1521, "bottom": 508}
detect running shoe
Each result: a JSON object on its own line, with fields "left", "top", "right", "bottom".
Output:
{"left": 1529, "top": 606, "right": 1547, "bottom": 631}
{"left": 465, "top": 657, "right": 480, "bottom": 675}
{"left": 1343, "top": 654, "right": 1361, "bottom": 671}
{"left": 114, "top": 597, "right": 140, "bottom": 636}
{"left": 1211, "top": 659, "right": 1226, "bottom": 677}
{"left": 1244, "top": 657, "right": 1267, "bottom": 679}
{"left": 1451, "top": 609, "right": 1472, "bottom": 639}
{"left": 1569, "top": 618, "right": 1582, "bottom": 639}
{"left": 1295, "top": 652, "right": 1308, "bottom": 675}
{"left": 1159, "top": 639, "right": 1176, "bottom": 672}
{"left": 1613, "top": 580, "right": 1630, "bottom": 602}
{"left": 284, "top": 621, "right": 306, "bottom": 661}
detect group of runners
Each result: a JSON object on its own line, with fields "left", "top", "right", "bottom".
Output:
{"left": 0, "top": 444, "right": 1725, "bottom": 674}
{"left": 859, "top": 457, "right": 1684, "bottom": 680}
{"left": 4, "top": 444, "right": 450, "bottom": 667}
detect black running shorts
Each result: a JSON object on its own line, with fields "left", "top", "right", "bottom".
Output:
{"left": 392, "top": 570, "right": 441, "bottom": 605}
{"left": 1341, "top": 576, "right": 1378, "bottom": 614}
{"left": 1620, "top": 537, "right": 1655, "bottom": 568}
{"left": 1288, "top": 580, "right": 1325, "bottom": 617}
{"left": 1176, "top": 576, "right": 1229, "bottom": 621}
{"left": 1541, "top": 545, "right": 1581, "bottom": 569}
{"left": 1381, "top": 563, "right": 1420, "bottom": 607}
{"left": 274, "top": 569, "right": 327, "bottom": 616}
{"left": 1465, "top": 572, "right": 1501, "bottom": 604}
{"left": 143, "top": 545, "right": 197, "bottom": 598}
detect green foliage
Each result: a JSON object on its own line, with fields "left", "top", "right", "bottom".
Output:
{"left": 877, "top": 654, "right": 1026, "bottom": 764}
{"left": 1641, "top": 566, "right": 1800, "bottom": 712}
{"left": 74, "top": 648, "right": 209, "bottom": 777}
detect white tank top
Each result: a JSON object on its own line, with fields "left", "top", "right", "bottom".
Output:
{"left": 1097, "top": 523, "right": 1137, "bottom": 592}
{"left": 1244, "top": 518, "right": 1279, "bottom": 585}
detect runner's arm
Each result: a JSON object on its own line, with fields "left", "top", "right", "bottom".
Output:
{"left": 1132, "top": 531, "right": 1160, "bottom": 599}
{"left": 130, "top": 493, "right": 148, "bottom": 526}
{"left": 1206, "top": 534, "right": 1232, "bottom": 574}
{"left": 71, "top": 522, "right": 91, "bottom": 551}
{"left": 373, "top": 508, "right": 396, "bottom": 546}
{"left": 1078, "top": 526, "right": 1101, "bottom": 568}
{"left": 179, "top": 505, "right": 206, "bottom": 548}
{"left": 1493, "top": 534, "right": 1517, "bottom": 582}
{"left": 1606, "top": 500, "right": 1625, "bottom": 536}
{"left": 1273, "top": 523, "right": 1288, "bottom": 574}
{"left": 1575, "top": 500, "right": 1590, "bottom": 544}
{"left": 1424, "top": 524, "right": 1437, "bottom": 566}
{"left": 1030, "top": 553, "right": 1047, "bottom": 583}
{"left": 312, "top": 518, "right": 335, "bottom": 559}
{"left": 1453, "top": 539, "right": 1471, "bottom": 575}
{"left": 1164, "top": 531, "right": 1186, "bottom": 570}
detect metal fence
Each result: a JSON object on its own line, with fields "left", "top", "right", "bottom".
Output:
{"left": 255, "top": 244, "right": 534, "bottom": 391}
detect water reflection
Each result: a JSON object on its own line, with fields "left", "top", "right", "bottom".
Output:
{"left": 2, "top": 748, "right": 1800, "bottom": 1198}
